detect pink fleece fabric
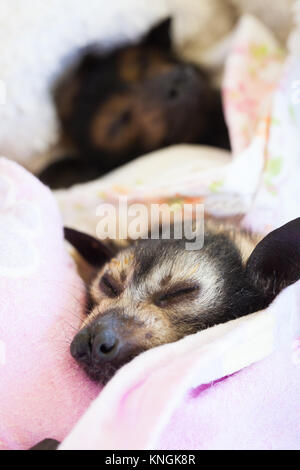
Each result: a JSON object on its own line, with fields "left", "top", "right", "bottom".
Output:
{"left": 158, "top": 344, "right": 300, "bottom": 450}
{"left": 0, "top": 159, "right": 100, "bottom": 450}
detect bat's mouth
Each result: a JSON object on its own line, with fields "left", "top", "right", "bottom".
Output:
{"left": 82, "top": 362, "right": 119, "bottom": 385}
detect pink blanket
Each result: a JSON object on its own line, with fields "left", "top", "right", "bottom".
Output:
{"left": 0, "top": 160, "right": 100, "bottom": 450}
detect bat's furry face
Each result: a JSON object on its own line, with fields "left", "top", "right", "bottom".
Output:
{"left": 54, "top": 19, "right": 228, "bottom": 173}
{"left": 66, "top": 218, "right": 300, "bottom": 384}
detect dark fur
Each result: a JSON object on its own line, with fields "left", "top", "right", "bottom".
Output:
{"left": 29, "top": 439, "right": 59, "bottom": 451}
{"left": 39, "top": 18, "right": 229, "bottom": 188}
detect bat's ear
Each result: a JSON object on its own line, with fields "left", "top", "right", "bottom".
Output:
{"left": 142, "top": 17, "right": 172, "bottom": 50}
{"left": 64, "top": 227, "right": 115, "bottom": 267}
{"left": 246, "top": 218, "right": 300, "bottom": 303}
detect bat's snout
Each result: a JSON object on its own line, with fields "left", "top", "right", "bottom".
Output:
{"left": 70, "top": 309, "right": 144, "bottom": 382}
{"left": 70, "top": 326, "right": 120, "bottom": 365}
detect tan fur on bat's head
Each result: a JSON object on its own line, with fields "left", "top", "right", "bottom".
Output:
{"left": 65, "top": 218, "right": 300, "bottom": 383}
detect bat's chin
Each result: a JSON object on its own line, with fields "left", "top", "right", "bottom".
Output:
{"left": 82, "top": 362, "right": 119, "bottom": 385}
{"left": 81, "top": 353, "right": 142, "bottom": 384}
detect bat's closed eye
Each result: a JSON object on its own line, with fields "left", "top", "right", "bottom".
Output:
{"left": 109, "top": 110, "right": 132, "bottom": 137}
{"left": 99, "top": 274, "right": 122, "bottom": 297}
{"left": 155, "top": 283, "right": 200, "bottom": 307}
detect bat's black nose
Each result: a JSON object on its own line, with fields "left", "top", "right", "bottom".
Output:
{"left": 70, "top": 327, "right": 120, "bottom": 365}
{"left": 70, "top": 309, "right": 143, "bottom": 382}
{"left": 70, "top": 329, "right": 91, "bottom": 364}
{"left": 165, "top": 65, "right": 203, "bottom": 102}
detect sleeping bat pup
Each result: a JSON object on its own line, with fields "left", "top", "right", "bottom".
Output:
{"left": 65, "top": 217, "right": 300, "bottom": 385}
{"left": 39, "top": 17, "right": 229, "bottom": 188}
{"left": 30, "top": 217, "right": 300, "bottom": 450}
